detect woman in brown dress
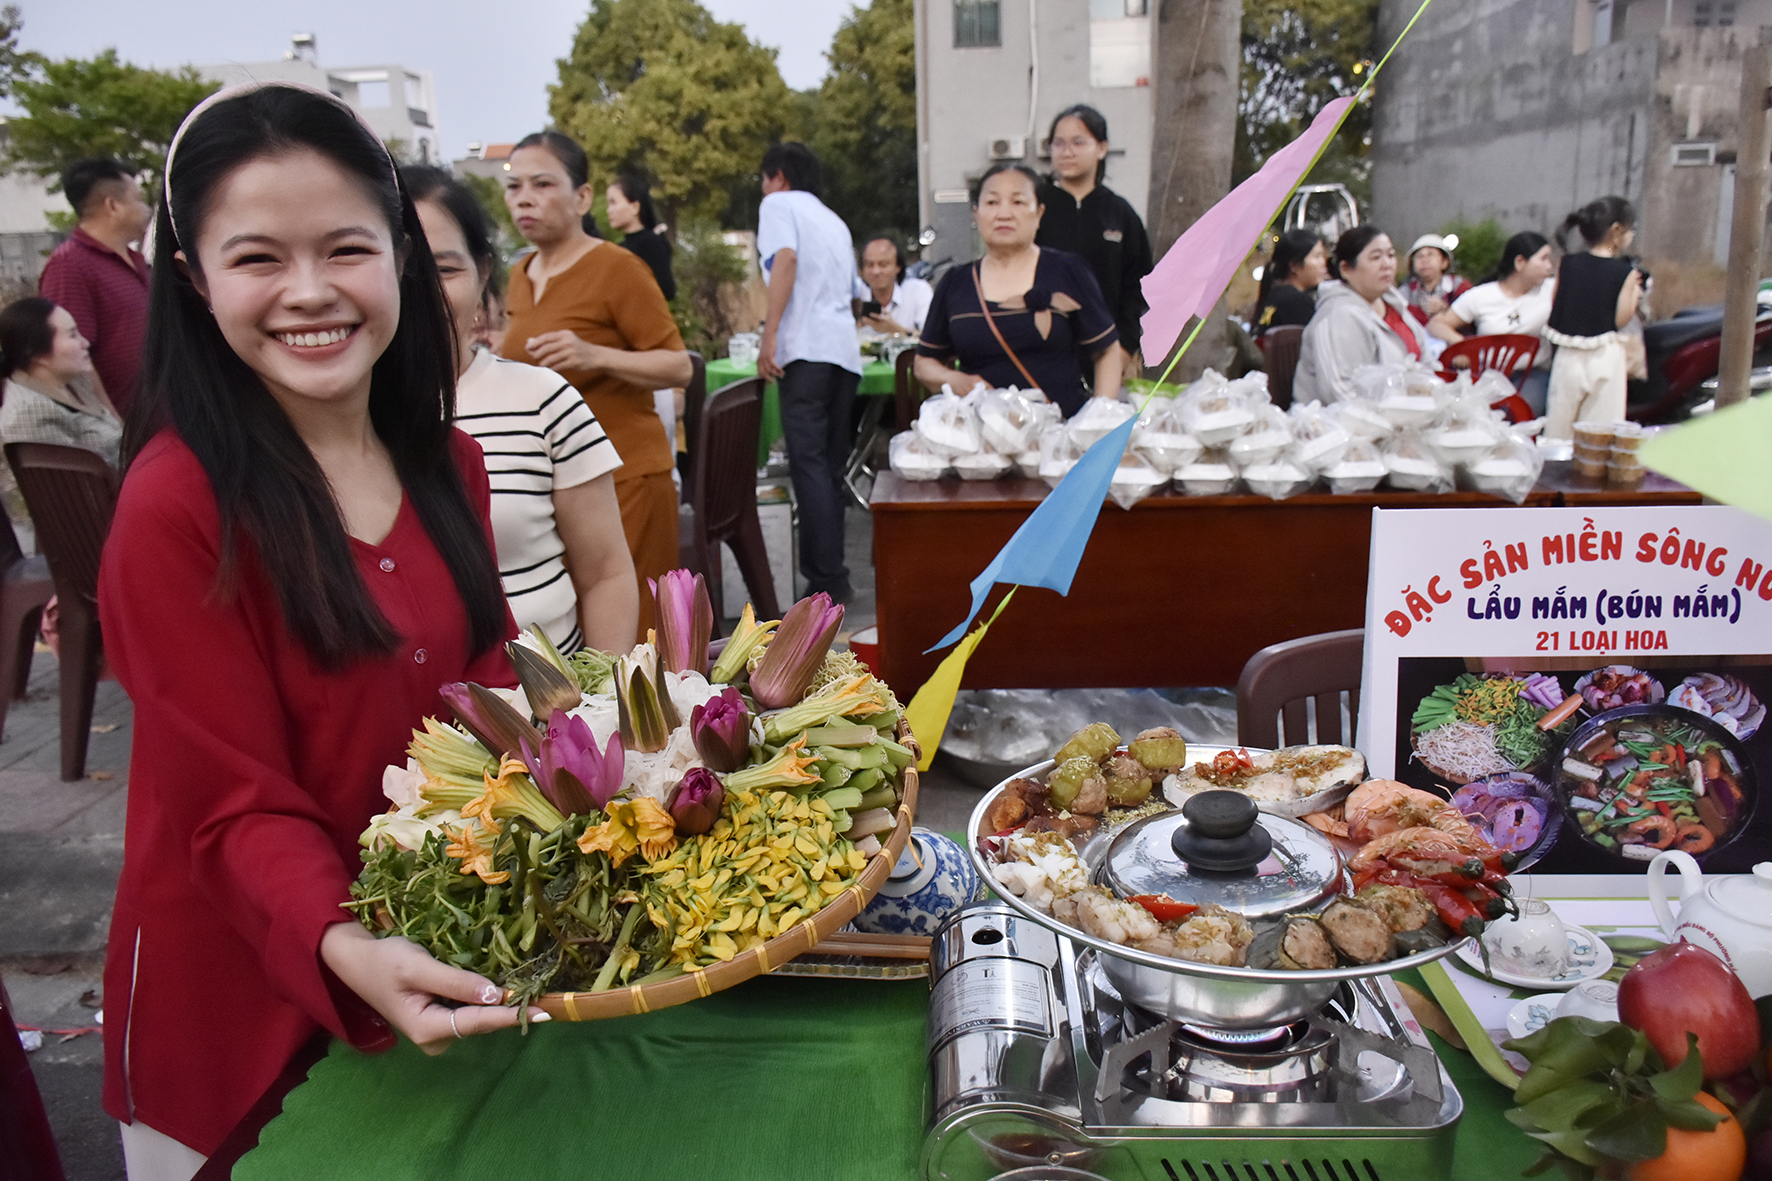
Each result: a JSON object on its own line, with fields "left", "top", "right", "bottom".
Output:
{"left": 499, "top": 131, "right": 690, "bottom": 639}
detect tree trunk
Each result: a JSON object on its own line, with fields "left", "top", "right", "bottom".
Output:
{"left": 1146, "top": 0, "right": 1243, "bottom": 378}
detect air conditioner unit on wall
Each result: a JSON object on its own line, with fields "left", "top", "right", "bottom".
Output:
{"left": 1671, "top": 142, "right": 1718, "bottom": 167}
{"left": 988, "top": 136, "right": 1027, "bottom": 160}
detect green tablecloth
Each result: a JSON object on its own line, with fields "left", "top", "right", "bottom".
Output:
{"left": 704, "top": 358, "right": 898, "bottom": 465}
{"left": 235, "top": 966, "right": 1540, "bottom": 1181}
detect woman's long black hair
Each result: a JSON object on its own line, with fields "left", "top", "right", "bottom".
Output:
{"left": 611, "top": 173, "right": 660, "bottom": 232}
{"left": 128, "top": 85, "right": 507, "bottom": 669}
{"left": 1048, "top": 104, "right": 1110, "bottom": 186}
{"left": 1256, "top": 229, "right": 1322, "bottom": 315}
{"left": 1491, "top": 231, "right": 1552, "bottom": 282}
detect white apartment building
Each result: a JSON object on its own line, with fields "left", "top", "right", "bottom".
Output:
{"left": 915, "top": 0, "right": 1156, "bottom": 263}
{"left": 202, "top": 35, "right": 444, "bottom": 165}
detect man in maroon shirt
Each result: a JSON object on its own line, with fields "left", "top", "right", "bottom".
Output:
{"left": 38, "top": 158, "right": 152, "bottom": 414}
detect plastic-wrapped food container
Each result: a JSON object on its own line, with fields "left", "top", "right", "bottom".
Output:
{"left": 1229, "top": 405, "right": 1292, "bottom": 466}
{"left": 1036, "top": 423, "right": 1085, "bottom": 488}
{"left": 1067, "top": 397, "right": 1136, "bottom": 448}
{"left": 1573, "top": 447, "right": 1609, "bottom": 478}
{"left": 1332, "top": 399, "right": 1396, "bottom": 440}
{"left": 1107, "top": 454, "right": 1169, "bottom": 509}
{"left": 1383, "top": 431, "right": 1454, "bottom": 492}
{"left": 1288, "top": 401, "right": 1352, "bottom": 472}
{"left": 1425, "top": 425, "right": 1498, "bottom": 467}
{"left": 1607, "top": 446, "right": 1646, "bottom": 485}
{"left": 975, "top": 388, "right": 1042, "bottom": 456}
{"left": 1467, "top": 431, "right": 1544, "bottom": 502}
{"left": 1132, "top": 429, "right": 1202, "bottom": 476}
{"left": 1377, "top": 390, "right": 1439, "bottom": 428}
{"left": 953, "top": 450, "right": 1014, "bottom": 480}
{"left": 1323, "top": 455, "right": 1388, "bottom": 494}
{"left": 1609, "top": 422, "right": 1647, "bottom": 453}
{"left": 1572, "top": 421, "right": 1616, "bottom": 450}
{"left": 917, "top": 390, "right": 982, "bottom": 457}
{"left": 1174, "top": 449, "right": 1240, "bottom": 496}
{"left": 888, "top": 425, "right": 951, "bottom": 481}
{"left": 1241, "top": 457, "right": 1314, "bottom": 499}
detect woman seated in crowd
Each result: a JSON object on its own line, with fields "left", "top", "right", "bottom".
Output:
{"left": 1429, "top": 231, "right": 1557, "bottom": 412}
{"left": 1294, "top": 226, "right": 1432, "bottom": 405}
{"left": 405, "top": 166, "right": 638, "bottom": 655}
{"left": 915, "top": 163, "right": 1121, "bottom": 418}
{"left": 1401, "top": 234, "right": 1470, "bottom": 324}
{"left": 499, "top": 131, "right": 691, "bottom": 639}
{"left": 1252, "top": 229, "right": 1327, "bottom": 335}
{"left": 0, "top": 296, "right": 123, "bottom": 467}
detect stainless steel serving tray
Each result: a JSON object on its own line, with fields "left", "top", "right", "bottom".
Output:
{"left": 966, "top": 745, "right": 1472, "bottom": 989}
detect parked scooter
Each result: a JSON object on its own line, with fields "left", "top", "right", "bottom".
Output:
{"left": 1632, "top": 290, "right": 1772, "bottom": 422}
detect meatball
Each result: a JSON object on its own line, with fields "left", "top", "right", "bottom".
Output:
{"left": 1280, "top": 917, "right": 1338, "bottom": 969}
{"left": 986, "top": 791, "right": 1029, "bottom": 833}
{"left": 1356, "top": 884, "right": 1435, "bottom": 933}
{"left": 1320, "top": 898, "right": 1394, "bottom": 964}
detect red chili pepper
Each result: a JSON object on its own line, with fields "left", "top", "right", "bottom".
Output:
{"left": 1459, "top": 882, "right": 1508, "bottom": 921}
{"left": 1416, "top": 880, "right": 1486, "bottom": 937}
{"left": 1129, "top": 894, "right": 1199, "bottom": 923}
{"left": 1673, "top": 745, "right": 1687, "bottom": 769}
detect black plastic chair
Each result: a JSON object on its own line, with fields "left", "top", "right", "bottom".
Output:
{"left": 4, "top": 443, "right": 117, "bottom": 780}
{"left": 678, "top": 377, "right": 780, "bottom": 624}
{"left": 1236, "top": 628, "right": 1364, "bottom": 748}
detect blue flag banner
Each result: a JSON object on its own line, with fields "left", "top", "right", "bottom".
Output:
{"left": 925, "top": 413, "right": 1140, "bottom": 651}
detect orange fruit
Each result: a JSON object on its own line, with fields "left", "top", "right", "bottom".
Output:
{"left": 1625, "top": 1092, "right": 1746, "bottom": 1181}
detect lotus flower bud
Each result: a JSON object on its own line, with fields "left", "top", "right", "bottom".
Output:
{"left": 521, "top": 710, "right": 627, "bottom": 814}
{"left": 666, "top": 767, "right": 726, "bottom": 836}
{"left": 615, "top": 647, "right": 682, "bottom": 753}
{"left": 749, "top": 593, "right": 844, "bottom": 709}
{"left": 690, "top": 687, "right": 752, "bottom": 772}
{"left": 507, "top": 641, "right": 582, "bottom": 719}
{"left": 650, "top": 569, "right": 714, "bottom": 677}
{"left": 439, "top": 682, "right": 542, "bottom": 760}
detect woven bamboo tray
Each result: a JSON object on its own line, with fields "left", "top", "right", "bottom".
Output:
{"left": 525, "top": 726, "right": 922, "bottom": 1021}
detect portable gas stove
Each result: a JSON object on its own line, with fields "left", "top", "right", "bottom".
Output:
{"left": 922, "top": 903, "right": 1462, "bottom": 1181}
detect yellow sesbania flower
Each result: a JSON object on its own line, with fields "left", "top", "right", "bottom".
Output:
{"left": 577, "top": 797, "right": 680, "bottom": 867}
{"left": 641, "top": 788, "right": 868, "bottom": 968}
{"left": 444, "top": 818, "right": 510, "bottom": 885}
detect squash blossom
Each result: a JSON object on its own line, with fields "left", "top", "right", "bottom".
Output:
{"left": 461, "top": 756, "right": 567, "bottom": 832}
{"left": 708, "top": 603, "right": 778, "bottom": 685}
{"left": 578, "top": 798, "right": 678, "bottom": 866}
{"left": 444, "top": 818, "right": 510, "bottom": 885}
{"left": 722, "top": 735, "right": 821, "bottom": 793}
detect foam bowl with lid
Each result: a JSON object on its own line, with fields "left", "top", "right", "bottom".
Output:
{"left": 970, "top": 730, "right": 1509, "bottom": 1028}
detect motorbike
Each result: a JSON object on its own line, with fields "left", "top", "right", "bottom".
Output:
{"left": 1632, "top": 292, "right": 1772, "bottom": 422}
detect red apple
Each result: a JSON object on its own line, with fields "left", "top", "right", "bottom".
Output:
{"left": 1617, "top": 941, "right": 1760, "bottom": 1080}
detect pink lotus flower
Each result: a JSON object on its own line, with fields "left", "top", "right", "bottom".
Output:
{"left": 665, "top": 767, "right": 726, "bottom": 836}
{"left": 521, "top": 709, "right": 626, "bottom": 814}
{"left": 749, "top": 593, "right": 844, "bottom": 709}
{"left": 650, "top": 569, "right": 714, "bottom": 677}
{"left": 690, "top": 687, "right": 752, "bottom": 772}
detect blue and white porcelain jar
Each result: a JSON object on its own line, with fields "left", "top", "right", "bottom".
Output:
{"left": 853, "top": 829, "right": 989, "bottom": 936}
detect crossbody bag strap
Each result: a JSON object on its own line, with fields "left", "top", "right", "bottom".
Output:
{"left": 971, "top": 262, "right": 1041, "bottom": 390}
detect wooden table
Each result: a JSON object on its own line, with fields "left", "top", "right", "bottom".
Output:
{"left": 869, "top": 462, "right": 1702, "bottom": 692}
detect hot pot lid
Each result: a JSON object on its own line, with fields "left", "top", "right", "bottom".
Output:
{"left": 1099, "top": 790, "right": 1345, "bottom": 918}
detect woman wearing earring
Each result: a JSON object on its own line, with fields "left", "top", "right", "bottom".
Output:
{"left": 99, "top": 84, "right": 540, "bottom": 1179}
{"left": 499, "top": 132, "right": 691, "bottom": 639}
{"left": 404, "top": 165, "right": 637, "bottom": 655}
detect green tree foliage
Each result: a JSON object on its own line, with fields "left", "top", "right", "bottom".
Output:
{"left": 550, "top": 0, "right": 794, "bottom": 227}
{"left": 2, "top": 47, "right": 216, "bottom": 190}
{"left": 1440, "top": 217, "right": 1508, "bottom": 284}
{"left": 0, "top": 6, "right": 27, "bottom": 100}
{"left": 1238, "top": 0, "right": 1378, "bottom": 199}
{"left": 668, "top": 220, "right": 750, "bottom": 356}
{"left": 803, "top": 0, "right": 917, "bottom": 242}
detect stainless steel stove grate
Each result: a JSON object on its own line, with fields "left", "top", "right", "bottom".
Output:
{"left": 1161, "top": 1156, "right": 1385, "bottom": 1181}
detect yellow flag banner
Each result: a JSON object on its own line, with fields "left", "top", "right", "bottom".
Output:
{"left": 903, "top": 589, "right": 1017, "bottom": 771}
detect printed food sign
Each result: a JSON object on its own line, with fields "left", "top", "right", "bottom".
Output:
{"left": 1358, "top": 506, "right": 1772, "bottom": 874}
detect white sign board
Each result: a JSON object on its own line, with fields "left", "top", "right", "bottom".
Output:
{"left": 1357, "top": 505, "right": 1772, "bottom": 873}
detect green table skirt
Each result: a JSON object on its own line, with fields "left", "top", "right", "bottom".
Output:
{"left": 704, "top": 358, "right": 898, "bottom": 465}
{"left": 236, "top": 967, "right": 1540, "bottom": 1181}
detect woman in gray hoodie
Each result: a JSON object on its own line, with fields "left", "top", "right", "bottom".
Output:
{"left": 1293, "top": 226, "right": 1432, "bottom": 404}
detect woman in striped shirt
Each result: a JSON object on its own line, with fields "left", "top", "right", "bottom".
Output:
{"left": 406, "top": 167, "right": 637, "bottom": 653}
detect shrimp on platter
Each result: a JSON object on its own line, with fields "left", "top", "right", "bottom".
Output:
{"left": 1345, "top": 779, "right": 1481, "bottom": 845}
{"left": 1350, "top": 826, "right": 1517, "bottom": 938}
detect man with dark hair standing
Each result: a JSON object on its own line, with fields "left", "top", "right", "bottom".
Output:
{"left": 756, "top": 142, "right": 862, "bottom": 604}
{"left": 39, "top": 158, "right": 152, "bottom": 413}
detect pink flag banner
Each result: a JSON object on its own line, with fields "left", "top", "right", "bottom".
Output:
{"left": 1138, "top": 96, "right": 1358, "bottom": 361}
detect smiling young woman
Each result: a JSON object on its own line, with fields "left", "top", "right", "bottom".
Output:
{"left": 101, "top": 83, "right": 538, "bottom": 1180}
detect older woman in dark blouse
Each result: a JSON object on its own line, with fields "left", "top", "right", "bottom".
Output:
{"left": 915, "top": 163, "right": 1120, "bottom": 417}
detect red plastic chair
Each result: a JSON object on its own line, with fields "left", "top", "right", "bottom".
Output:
{"left": 4, "top": 443, "right": 117, "bottom": 780}
{"left": 1437, "top": 333, "right": 1541, "bottom": 423}
{"left": 1256, "top": 325, "right": 1305, "bottom": 410}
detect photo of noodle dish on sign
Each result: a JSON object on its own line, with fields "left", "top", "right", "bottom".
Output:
{"left": 1409, "top": 672, "right": 1575, "bottom": 783}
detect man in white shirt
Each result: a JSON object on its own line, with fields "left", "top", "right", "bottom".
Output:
{"left": 757, "top": 143, "right": 864, "bottom": 603}
{"left": 857, "top": 236, "right": 934, "bottom": 335}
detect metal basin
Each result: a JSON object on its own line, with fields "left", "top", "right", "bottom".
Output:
{"left": 968, "top": 749, "right": 1469, "bottom": 1029}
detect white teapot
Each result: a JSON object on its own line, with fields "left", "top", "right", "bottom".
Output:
{"left": 1647, "top": 850, "right": 1772, "bottom": 997}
